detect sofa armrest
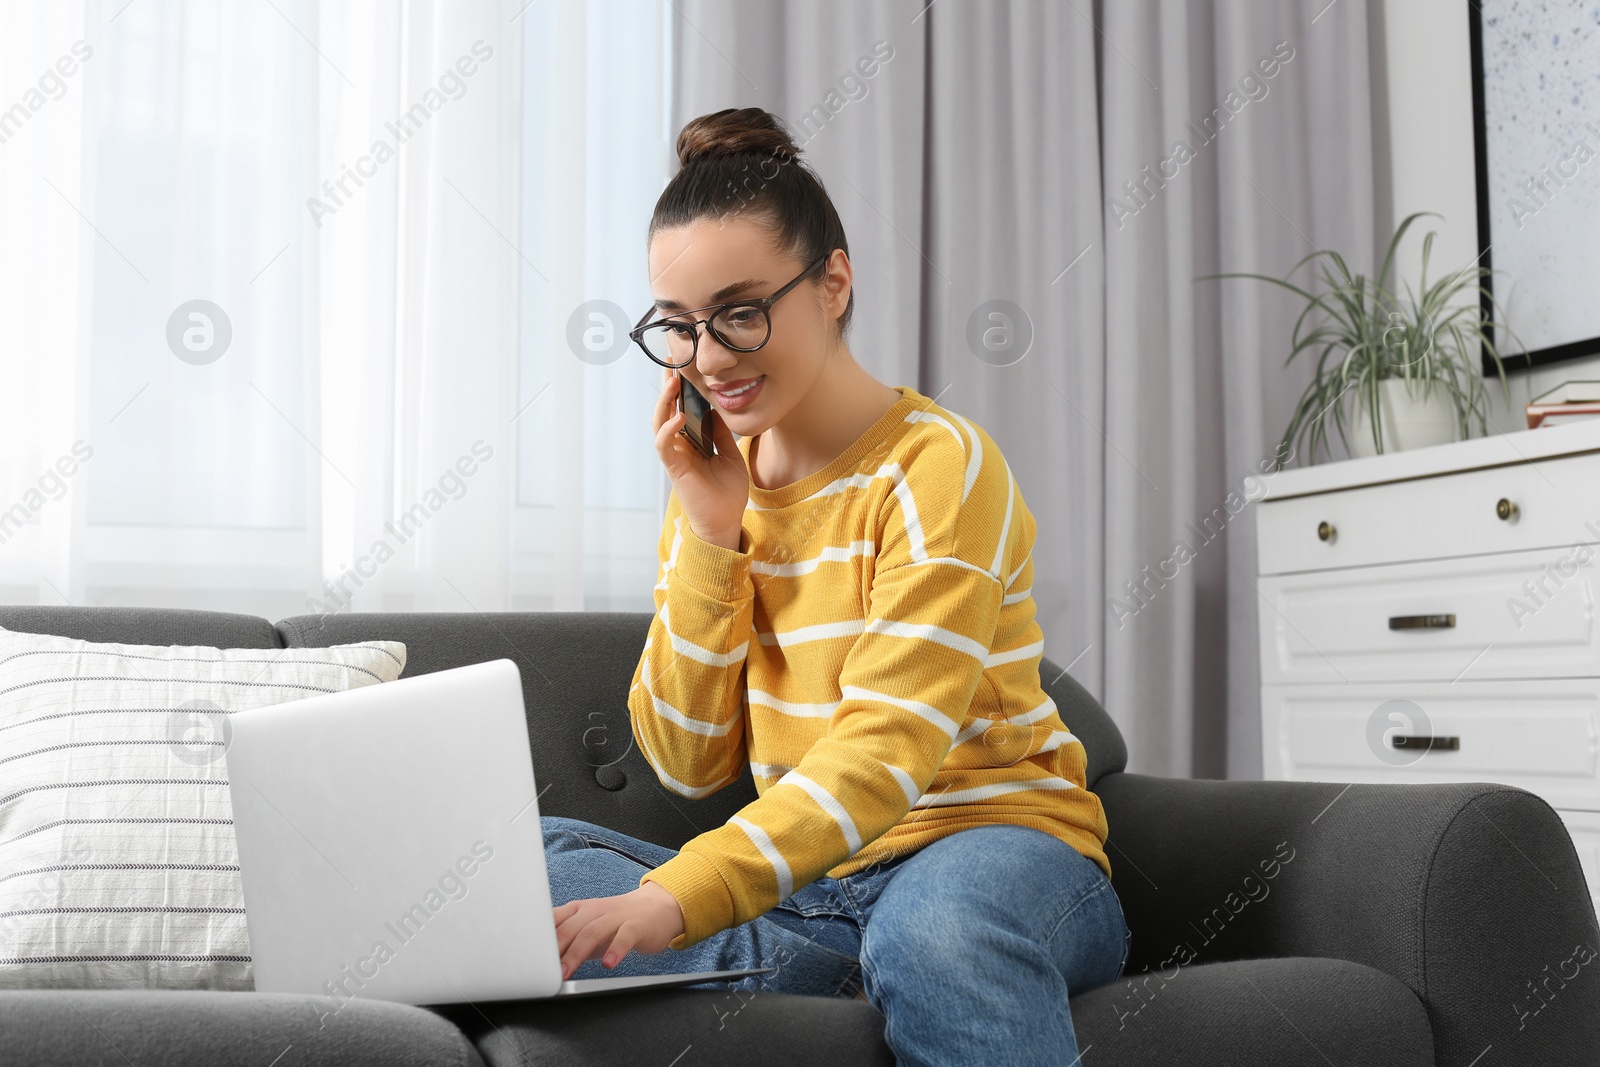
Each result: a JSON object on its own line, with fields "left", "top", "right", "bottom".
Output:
{"left": 0, "top": 990, "right": 485, "bottom": 1067}
{"left": 1096, "top": 773, "right": 1600, "bottom": 1065}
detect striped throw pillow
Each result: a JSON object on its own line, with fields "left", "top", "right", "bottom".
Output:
{"left": 0, "top": 626, "right": 406, "bottom": 990}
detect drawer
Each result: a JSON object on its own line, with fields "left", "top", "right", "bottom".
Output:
{"left": 1256, "top": 450, "right": 1600, "bottom": 575}
{"left": 1260, "top": 679, "right": 1600, "bottom": 813}
{"left": 1556, "top": 810, "right": 1600, "bottom": 910}
{"left": 1257, "top": 546, "right": 1600, "bottom": 685}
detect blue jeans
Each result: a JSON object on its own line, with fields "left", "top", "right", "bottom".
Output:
{"left": 542, "top": 814, "right": 1131, "bottom": 1067}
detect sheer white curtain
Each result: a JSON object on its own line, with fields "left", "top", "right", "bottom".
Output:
{"left": 0, "top": 0, "right": 671, "bottom": 619}
{"left": 515, "top": 0, "right": 675, "bottom": 612}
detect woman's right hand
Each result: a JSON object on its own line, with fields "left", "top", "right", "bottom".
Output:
{"left": 653, "top": 367, "right": 751, "bottom": 550}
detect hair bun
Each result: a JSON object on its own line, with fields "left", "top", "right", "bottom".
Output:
{"left": 675, "top": 107, "right": 799, "bottom": 168}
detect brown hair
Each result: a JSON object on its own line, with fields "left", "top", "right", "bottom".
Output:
{"left": 649, "top": 107, "right": 854, "bottom": 339}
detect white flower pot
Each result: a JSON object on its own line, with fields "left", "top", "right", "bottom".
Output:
{"left": 1345, "top": 378, "right": 1460, "bottom": 457}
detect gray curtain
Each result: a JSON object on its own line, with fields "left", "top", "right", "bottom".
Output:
{"left": 668, "top": 0, "right": 1377, "bottom": 781}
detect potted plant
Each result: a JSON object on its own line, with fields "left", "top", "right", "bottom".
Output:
{"left": 1203, "top": 211, "right": 1520, "bottom": 469}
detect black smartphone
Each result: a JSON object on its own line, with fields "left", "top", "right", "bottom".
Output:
{"left": 677, "top": 373, "right": 717, "bottom": 459}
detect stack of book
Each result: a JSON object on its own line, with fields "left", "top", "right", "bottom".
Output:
{"left": 1526, "top": 381, "right": 1600, "bottom": 429}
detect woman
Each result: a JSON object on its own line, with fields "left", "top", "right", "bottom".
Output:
{"left": 542, "top": 106, "right": 1129, "bottom": 1066}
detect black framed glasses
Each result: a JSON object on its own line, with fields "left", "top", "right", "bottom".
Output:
{"left": 629, "top": 252, "right": 831, "bottom": 369}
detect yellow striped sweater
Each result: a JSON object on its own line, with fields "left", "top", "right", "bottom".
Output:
{"left": 629, "top": 384, "right": 1111, "bottom": 951}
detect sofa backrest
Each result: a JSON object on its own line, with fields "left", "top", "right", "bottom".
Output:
{"left": 0, "top": 606, "right": 1129, "bottom": 852}
{"left": 274, "top": 610, "right": 761, "bottom": 851}
{"left": 0, "top": 605, "right": 283, "bottom": 650}
{"left": 1038, "top": 652, "right": 1129, "bottom": 786}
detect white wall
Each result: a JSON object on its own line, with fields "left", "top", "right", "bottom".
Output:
{"left": 1375, "top": 0, "right": 1600, "bottom": 426}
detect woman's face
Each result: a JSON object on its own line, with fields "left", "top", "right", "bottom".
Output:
{"left": 646, "top": 215, "right": 844, "bottom": 437}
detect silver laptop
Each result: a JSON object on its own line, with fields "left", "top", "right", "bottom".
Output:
{"left": 224, "top": 657, "right": 772, "bottom": 1005}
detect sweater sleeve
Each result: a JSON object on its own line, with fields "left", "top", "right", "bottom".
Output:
{"left": 640, "top": 439, "right": 1011, "bottom": 949}
{"left": 627, "top": 487, "right": 753, "bottom": 799}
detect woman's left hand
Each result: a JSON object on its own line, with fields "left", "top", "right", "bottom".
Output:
{"left": 553, "top": 880, "right": 686, "bottom": 979}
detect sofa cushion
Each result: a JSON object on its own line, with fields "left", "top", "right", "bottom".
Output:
{"left": 0, "top": 625, "right": 406, "bottom": 991}
{"left": 0, "top": 989, "right": 484, "bottom": 1067}
{"left": 433, "top": 987, "right": 893, "bottom": 1067}
{"left": 1070, "top": 956, "right": 1435, "bottom": 1064}
{"left": 434, "top": 955, "right": 1430, "bottom": 1067}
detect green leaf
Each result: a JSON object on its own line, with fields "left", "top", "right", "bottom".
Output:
{"left": 1199, "top": 208, "right": 1514, "bottom": 464}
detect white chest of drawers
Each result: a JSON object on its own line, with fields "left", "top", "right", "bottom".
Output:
{"left": 1255, "top": 419, "right": 1600, "bottom": 911}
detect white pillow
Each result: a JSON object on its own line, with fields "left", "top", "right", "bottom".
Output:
{"left": 0, "top": 626, "right": 406, "bottom": 991}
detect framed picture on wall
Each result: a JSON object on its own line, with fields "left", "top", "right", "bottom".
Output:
{"left": 1469, "top": 1, "right": 1600, "bottom": 375}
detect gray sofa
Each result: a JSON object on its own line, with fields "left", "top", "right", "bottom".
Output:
{"left": 2, "top": 604, "right": 1597, "bottom": 1066}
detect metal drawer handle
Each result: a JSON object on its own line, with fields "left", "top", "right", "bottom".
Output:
{"left": 1389, "top": 613, "right": 1456, "bottom": 630}
{"left": 1496, "top": 497, "right": 1518, "bottom": 522}
{"left": 1392, "top": 734, "right": 1460, "bottom": 751}
{"left": 1317, "top": 520, "right": 1335, "bottom": 542}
